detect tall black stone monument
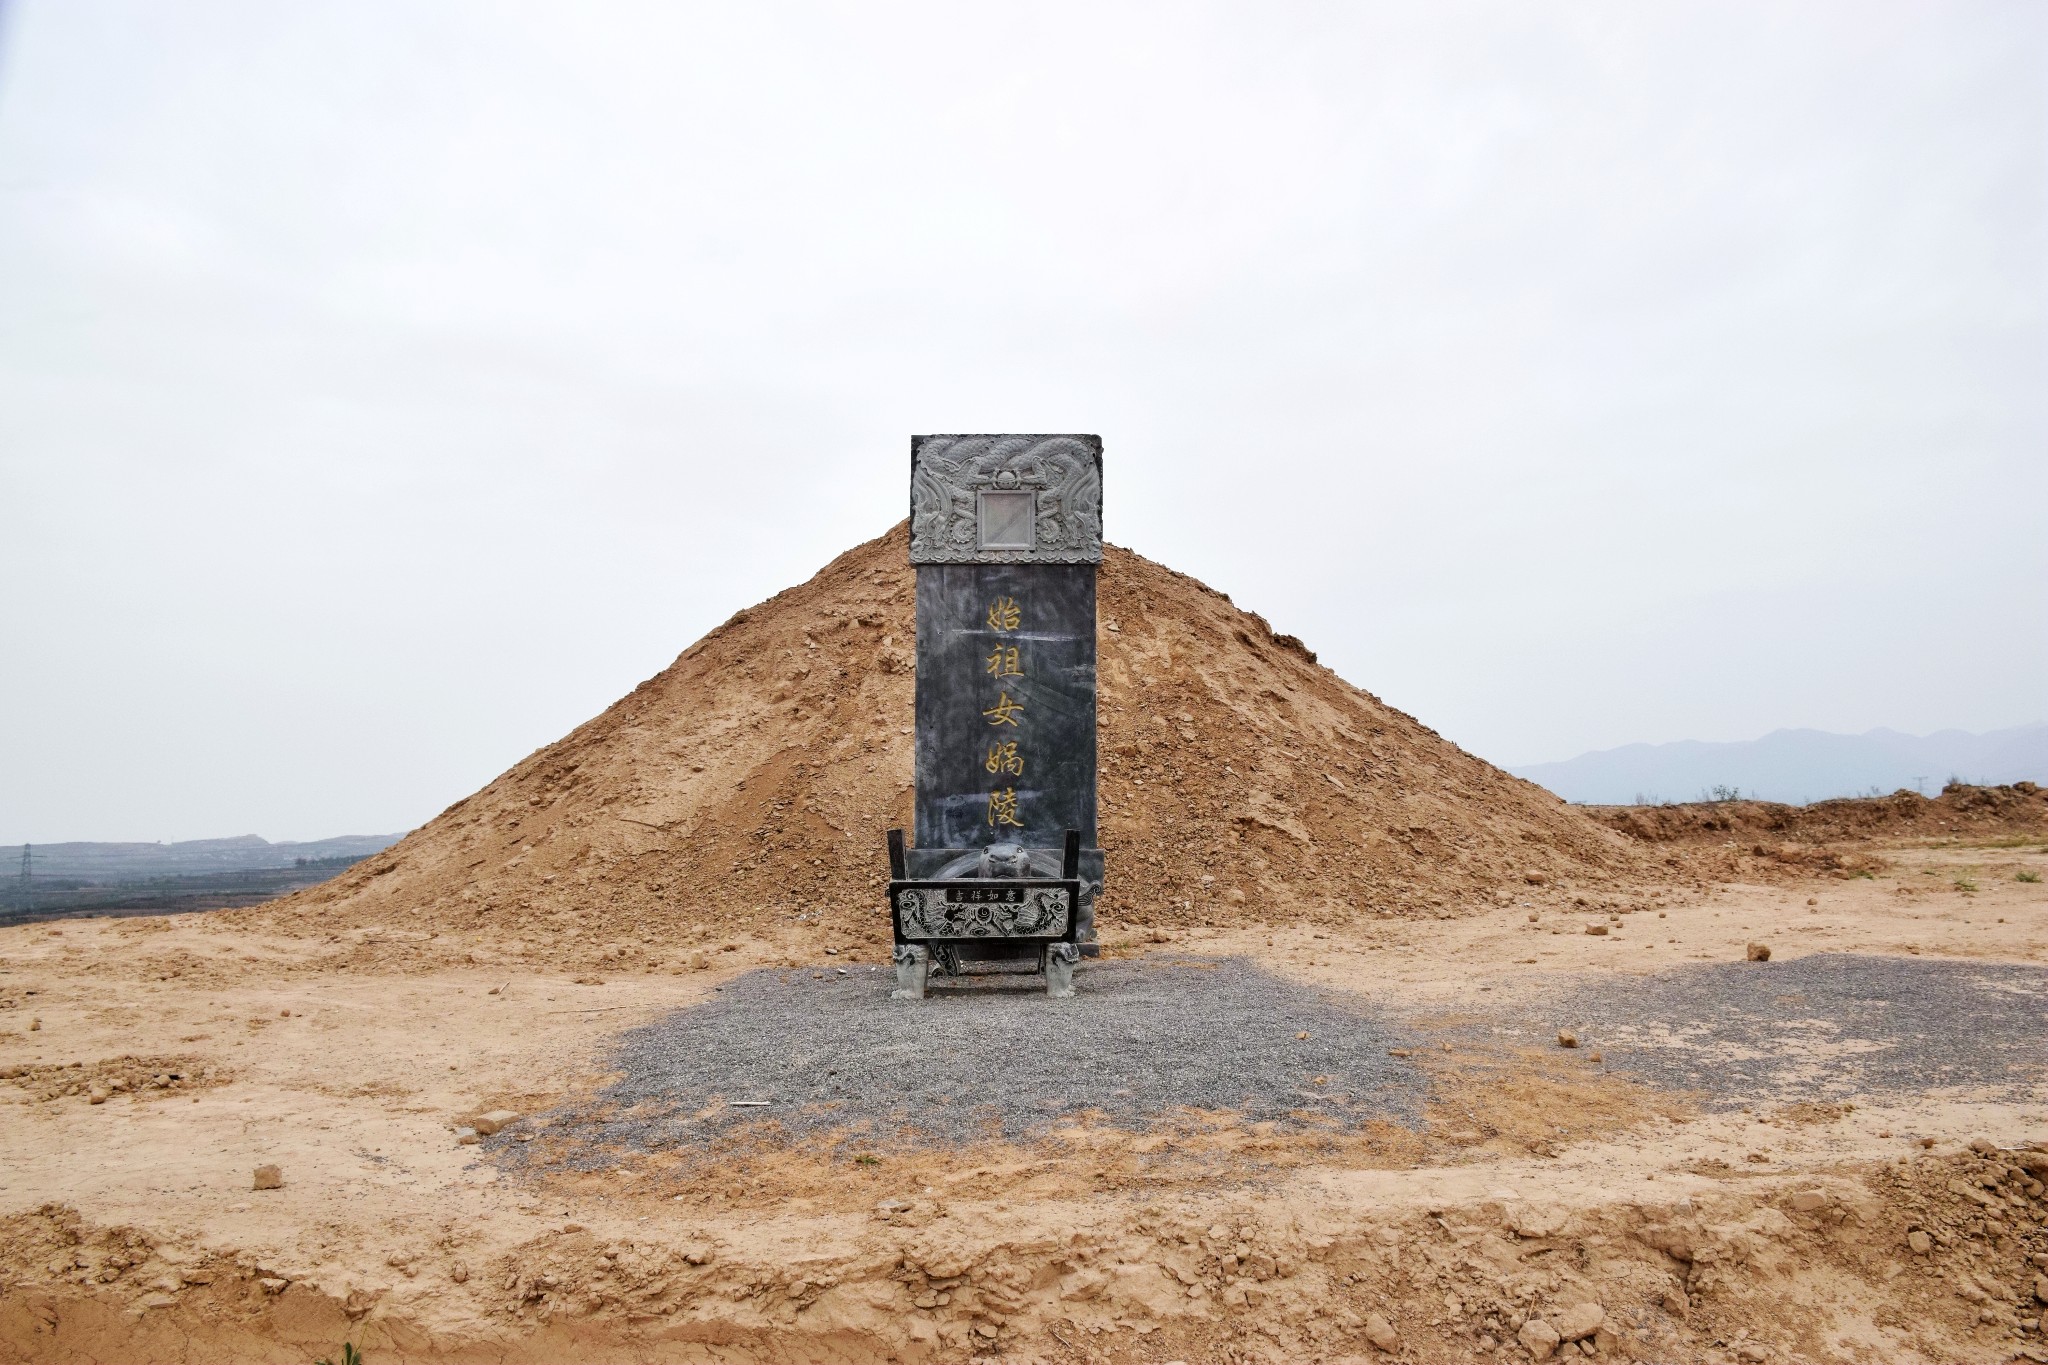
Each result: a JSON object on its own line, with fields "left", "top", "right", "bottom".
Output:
{"left": 885, "top": 434, "right": 1105, "bottom": 997}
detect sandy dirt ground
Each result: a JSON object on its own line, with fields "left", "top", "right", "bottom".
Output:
{"left": 0, "top": 837, "right": 2044, "bottom": 1364}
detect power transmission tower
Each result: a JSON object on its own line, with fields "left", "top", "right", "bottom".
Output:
{"left": 16, "top": 845, "right": 26, "bottom": 885}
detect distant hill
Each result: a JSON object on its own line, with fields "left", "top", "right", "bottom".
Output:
{"left": 1511, "top": 724, "right": 2048, "bottom": 807}
{"left": 1, "top": 833, "right": 404, "bottom": 881}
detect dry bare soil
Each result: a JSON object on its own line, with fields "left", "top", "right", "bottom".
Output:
{"left": 2, "top": 528, "right": 2044, "bottom": 1365}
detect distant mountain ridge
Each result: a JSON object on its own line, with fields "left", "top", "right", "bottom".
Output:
{"left": 2, "top": 834, "right": 404, "bottom": 882}
{"left": 1511, "top": 724, "right": 2048, "bottom": 807}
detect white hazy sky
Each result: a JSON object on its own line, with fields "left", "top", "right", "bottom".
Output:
{"left": 1, "top": 1, "right": 2042, "bottom": 843}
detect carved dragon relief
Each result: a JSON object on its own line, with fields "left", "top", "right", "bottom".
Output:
{"left": 908, "top": 434, "right": 1103, "bottom": 564}
{"left": 892, "top": 885, "right": 1072, "bottom": 939}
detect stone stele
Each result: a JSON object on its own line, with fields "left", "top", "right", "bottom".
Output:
{"left": 897, "top": 433, "right": 1105, "bottom": 985}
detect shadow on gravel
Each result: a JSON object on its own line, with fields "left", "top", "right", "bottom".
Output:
{"left": 524, "top": 955, "right": 1428, "bottom": 1160}
{"left": 1521, "top": 953, "right": 2048, "bottom": 1108}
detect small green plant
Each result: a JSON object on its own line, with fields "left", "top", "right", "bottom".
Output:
{"left": 2018, "top": 870, "right": 2042, "bottom": 884}
{"left": 314, "top": 1345, "right": 361, "bottom": 1365}
{"left": 1953, "top": 878, "right": 1978, "bottom": 893}
{"left": 853, "top": 1153, "right": 881, "bottom": 1166}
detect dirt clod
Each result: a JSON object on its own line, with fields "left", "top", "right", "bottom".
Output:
{"left": 1554, "top": 1302, "right": 1604, "bottom": 1341}
{"left": 252, "top": 1164, "right": 282, "bottom": 1191}
{"left": 1747, "top": 941, "right": 1771, "bottom": 961}
{"left": 1520, "top": 1317, "right": 1562, "bottom": 1360}
{"left": 1363, "top": 1311, "right": 1400, "bottom": 1353}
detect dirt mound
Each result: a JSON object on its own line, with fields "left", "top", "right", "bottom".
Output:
{"left": 236, "top": 525, "right": 1647, "bottom": 964}
{"left": 6, "top": 1140, "right": 2045, "bottom": 1363}
{"left": 1594, "top": 783, "right": 2048, "bottom": 848}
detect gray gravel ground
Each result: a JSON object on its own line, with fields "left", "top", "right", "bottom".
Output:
{"left": 1508, "top": 952, "right": 2048, "bottom": 1107}
{"left": 500, "top": 951, "right": 2048, "bottom": 1166}
{"left": 526, "top": 956, "right": 1428, "bottom": 1159}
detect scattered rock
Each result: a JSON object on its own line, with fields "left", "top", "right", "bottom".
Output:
{"left": 472, "top": 1110, "right": 521, "bottom": 1136}
{"left": 455, "top": 1127, "right": 479, "bottom": 1145}
{"left": 1519, "top": 1317, "right": 1562, "bottom": 1360}
{"left": 1363, "top": 1312, "right": 1400, "bottom": 1353}
{"left": 252, "top": 1164, "right": 283, "bottom": 1191}
{"left": 2033, "top": 1273, "right": 2048, "bottom": 1304}
{"left": 451, "top": 1261, "right": 469, "bottom": 1284}
{"left": 1908, "top": 1230, "right": 1932, "bottom": 1255}
{"left": 1735, "top": 1344, "right": 1768, "bottom": 1363}
{"left": 1746, "top": 942, "right": 1771, "bottom": 962}
{"left": 87, "top": 1085, "right": 109, "bottom": 1105}
{"left": 1661, "top": 1288, "right": 1690, "bottom": 1319}
{"left": 572, "top": 976, "right": 605, "bottom": 986}
{"left": 1585, "top": 924, "right": 1609, "bottom": 936}
{"left": 1789, "top": 1190, "right": 1826, "bottom": 1213}
{"left": 258, "top": 1277, "right": 288, "bottom": 1294}
{"left": 1554, "top": 1302, "right": 1605, "bottom": 1341}
{"left": 1504, "top": 1202, "right": 1567, "bottom": 1238}
{"left": 1557, "top": 1030, "right": 1579, "bottom": 1048}
{"left": 1525, "top": 871, "right": 1549, "bottom": 885}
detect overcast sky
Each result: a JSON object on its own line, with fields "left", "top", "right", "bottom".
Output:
{"left": 2, "top": 1, "right": 2042, "bottom": 844}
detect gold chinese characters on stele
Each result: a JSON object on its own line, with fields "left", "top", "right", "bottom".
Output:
{"left": 984, "top": 596, "right": 1025, "bottom": 829}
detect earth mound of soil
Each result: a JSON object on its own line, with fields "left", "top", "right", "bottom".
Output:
{"left": 1593, "top": 783, "right": 2048, "bottom": 846}
{"left": 242, "top": 525, "right": 1646, "bottom": 962}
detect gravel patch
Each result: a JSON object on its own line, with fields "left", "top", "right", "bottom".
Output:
{"left": 499, "top": 951, "right": 2047, "bottom": 1169}
{"left": 1510, "top": 953, "right": 2048, "bottom": 1107}
{"left": 528, "top": 955, "right": 1427, "bottom": 1160}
